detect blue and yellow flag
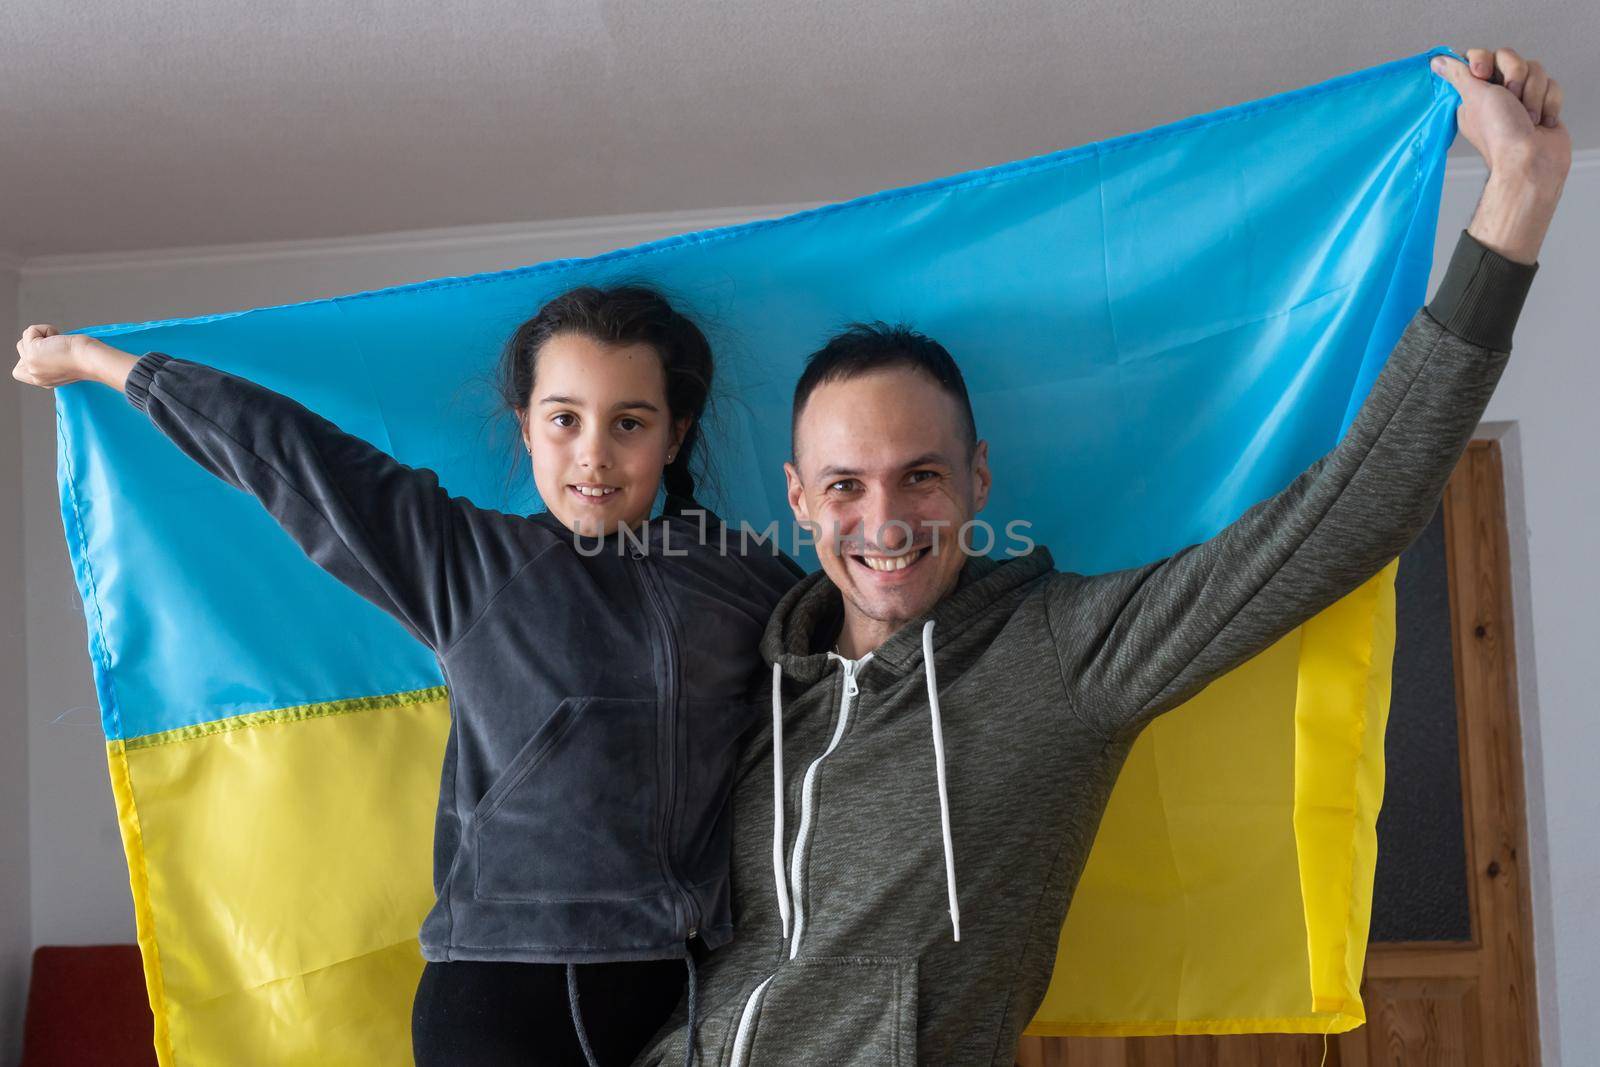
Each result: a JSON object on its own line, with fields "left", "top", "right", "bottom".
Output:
{"left": 56, "top": 46, "right": 1463, "bottom": 1063}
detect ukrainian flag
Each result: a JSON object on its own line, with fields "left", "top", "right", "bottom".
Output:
{"left": 55, "top": 46, "right": 1464, "bottom": 1063}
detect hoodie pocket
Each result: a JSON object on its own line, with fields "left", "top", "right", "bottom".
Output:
{"left": 736, "top": 956, "right": 918, "bottom": 1067}
{"left": 471, "top": 695, "right": 664, "bottom": 903}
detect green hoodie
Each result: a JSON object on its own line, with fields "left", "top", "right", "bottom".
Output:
{"left": 635, "top": 229, "right": 1535, "bottom": 1065}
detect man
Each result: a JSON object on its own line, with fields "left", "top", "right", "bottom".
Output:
{"left": 638, "top": 47, "right": 1569, "bottom": 1065}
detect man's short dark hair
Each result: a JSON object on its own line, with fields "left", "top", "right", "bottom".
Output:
{"left": 790, "top": 322, "right": 977, "bottom": 460}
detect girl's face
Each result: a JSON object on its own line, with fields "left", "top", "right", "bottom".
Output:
{"left": 521, "top": 333, "right": 689, "bottom": 537}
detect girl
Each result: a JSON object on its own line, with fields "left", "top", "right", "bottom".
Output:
{"left": 14, "top": 286, "right": 802, "bottom": 1066}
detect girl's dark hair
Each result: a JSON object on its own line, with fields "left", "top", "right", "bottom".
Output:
{"left": 496, "top": 284, "right": 712, "bottom": 514}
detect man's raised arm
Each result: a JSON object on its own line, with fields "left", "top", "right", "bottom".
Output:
{"left": 1044, "top": 46, "right": 1570, "bottom": 743}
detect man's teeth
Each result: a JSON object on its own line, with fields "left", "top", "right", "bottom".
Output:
{"left": 860, "top": 548, "right": 926, "bottom": 572}
{"left": 573, "top": 485, "right": 618, "bottom": 497}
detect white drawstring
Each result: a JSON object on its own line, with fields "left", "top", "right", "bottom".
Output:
{"left": 922, "top": 619, "right": 961, "bottom": 942}
{"left": 771, "top": 661, "right": 792, "bottom": 939}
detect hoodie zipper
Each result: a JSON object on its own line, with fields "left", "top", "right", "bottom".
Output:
{"left": 731, "top": 655, "right": 866, "bottom": 1066}
{"left": 634, "top": 546, "right": 698, "bottom": 941}
{"left": 787, "top": 654, "right": 865, "bottom": 958}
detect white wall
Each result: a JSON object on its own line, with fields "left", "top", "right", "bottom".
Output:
{"left": 10, "top": 154, "right": 1598, "bottom": 1065}
{"left": 1, "top": 257, "right": 31, "bottom": 1067}
{"left": 1454, "top": 153, "right": 1600, "bottom": 1067}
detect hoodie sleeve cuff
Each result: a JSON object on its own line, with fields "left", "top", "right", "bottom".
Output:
{"left": 124, "top": 351, "right": 174, "bottom": 413}
{"left": 1424, "top": 229, "right": 1539, "bottom": 352}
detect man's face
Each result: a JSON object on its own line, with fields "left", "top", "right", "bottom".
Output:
{"left": 786, "top": 367, "right": 991, "bottom": 634}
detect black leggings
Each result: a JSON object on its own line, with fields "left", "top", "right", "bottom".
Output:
{"left": 411, "top": 958, "right": 687, "bottom": 1066}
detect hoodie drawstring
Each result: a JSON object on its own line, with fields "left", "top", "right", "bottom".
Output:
{"left": 768, "top": 619, "right": 961, "bottom": 948}
{"left": 771, "top": 661, "right": 792, "bottom": 939}
{"left": 682, "top": 942, "right": 699, "bottom": 1067}
{"left": 568, "top": 949, "right": 699, "bottom": 1067}
{"left": 921, "top": 619, "right": 961, "bottom": 942}
{"left": 566, "top": 963, "right": 601, "bottom": 1067}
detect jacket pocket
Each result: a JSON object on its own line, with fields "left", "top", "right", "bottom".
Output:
{"left": 471, "top": 695, "right": 664, "bottom": 903}
{"left": 736, "top": 956, "right": 918, "bottom": 1066}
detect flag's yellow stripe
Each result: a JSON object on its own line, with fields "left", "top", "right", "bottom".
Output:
{"left": 1296, "top": 557, "right": 1397, "bottom": 1022}
{"left": 1024, "top": 568, "right": 1395, "bottom": 1037}
{"left": 110, "top": 689, "right": 450, "bottom": 1065}
{"left": 108, "top": 573, "right": 1392, "bottom": 1056}
{"left": 108, "top": 741, "right": 176, "bottom": 1064}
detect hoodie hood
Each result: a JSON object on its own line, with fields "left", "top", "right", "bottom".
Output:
{"left": 759, "top": 546, "right": 1057, "bottom": 686}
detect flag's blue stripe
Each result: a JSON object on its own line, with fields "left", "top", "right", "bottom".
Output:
{"left": 55, "top": 47, "right": 1459, "bottom": 741}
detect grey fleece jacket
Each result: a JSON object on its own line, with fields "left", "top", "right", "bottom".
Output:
{"left": 123, "top": 353, "right": 801, "bottom": 967}
{"left": 634, "top": 229, "right": 1537, "bottom": 1066}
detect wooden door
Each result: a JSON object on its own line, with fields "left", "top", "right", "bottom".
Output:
{"left": 1016, "top": 439, "right": 1541, "bottom": 1067}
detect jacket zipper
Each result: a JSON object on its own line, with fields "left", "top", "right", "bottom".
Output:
{"left": 787, "top": 655, "right": 863, "bottom": 957}
{"left": 731, "top": 656, "right": 865, "bottom": 1064}
{"left": 634, "top": 547, "right": 698, "bottom": 940}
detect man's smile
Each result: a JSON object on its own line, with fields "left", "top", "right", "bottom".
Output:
{"left": 849, "top": 544, "right": 932, "bottom": 578}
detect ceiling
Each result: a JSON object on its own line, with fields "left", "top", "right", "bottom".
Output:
{"left": 3, "top": 0, "right": 1592, "bottom": 259}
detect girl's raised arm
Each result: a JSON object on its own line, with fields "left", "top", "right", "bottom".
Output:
{"left": 19, "top": 328, "right": 549, "bottom": 655}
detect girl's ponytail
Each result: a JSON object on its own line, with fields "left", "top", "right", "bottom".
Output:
{"left": 661, "top": 423, "right": 700, "bottom": 516}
